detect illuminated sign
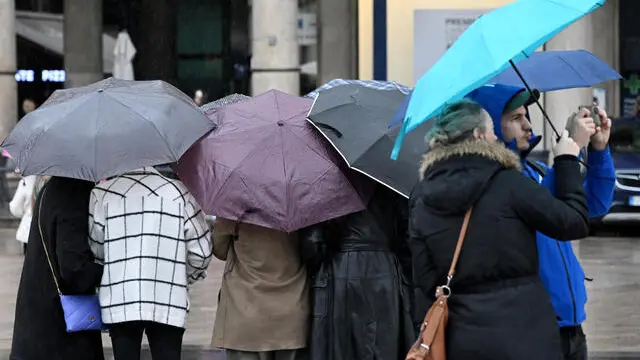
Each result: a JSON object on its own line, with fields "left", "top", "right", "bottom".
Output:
{"left": 14, "top": 69, "right": 66, "bottom": 83}
{"left": 42, "top": 70, "right": 65, "bottom": 83}
{"left": 14, "top": 70, "right": 34, "bottom": 82}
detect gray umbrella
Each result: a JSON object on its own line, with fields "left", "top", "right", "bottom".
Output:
{"left": 1, "top": 77, "right": 215, "bottom": 182}
{"left": 200, "top": 93, "right": 251, "bottom": 113}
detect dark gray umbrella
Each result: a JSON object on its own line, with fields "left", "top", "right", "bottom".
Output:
{"left": 2, "top": 77, "right": 214, "bottom": 182}
{"left": 307, "top": 84, "right": 433, "bottom": 198}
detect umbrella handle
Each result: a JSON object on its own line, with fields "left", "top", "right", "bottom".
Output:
{"left": 314, "top": 123, "right": 343, "bottom": 138}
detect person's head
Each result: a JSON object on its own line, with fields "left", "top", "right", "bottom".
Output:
{"left": 425, "top": 99, "right": 497, "bottom": 150}
{"left": 194, "top": 90, "right": 204, "bottom": 106}
{"left": 466, "top": 84, "right": 540, "bottom": 154}
{"left": 22, "top": 98, "right": 36, "bottom": 114}
{"left": 500, "top": 93, "right": 534, "bottom": 151}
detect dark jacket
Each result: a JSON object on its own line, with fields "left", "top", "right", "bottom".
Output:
{"left": 409, "top": 140, "right": 589, "bottom": 360}
{"left": 11, "top": 177, "right": 104, "bottom": 360}
{"left": 300, "top": 185, "right": 415, "bottom": 360}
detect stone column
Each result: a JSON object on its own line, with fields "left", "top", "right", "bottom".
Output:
{"left": 590, "top": 0, "right": 620, "bottom": 118}
{"left": 318, "top": 0, "right": 357, "bottom": 84}
{"left": 251, "top": 0, "right": 300, "bottom": 95}
{"left": 64, "top": 0, "right": 103, "bottom": 88}
{"left": 0, "top": 0, "right": 17, "bottom": 141}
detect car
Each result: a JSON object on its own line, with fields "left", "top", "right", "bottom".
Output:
{"left": 597, "top": 116, "right": 640, "bottom": 228}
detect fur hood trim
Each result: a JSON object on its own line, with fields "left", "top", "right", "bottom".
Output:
{"left": 419, "top": 140, "right": 521, "bottom": 179}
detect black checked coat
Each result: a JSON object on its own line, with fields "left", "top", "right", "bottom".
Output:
{"left": 11, "top": 177, "right": 104, "bottom": 360}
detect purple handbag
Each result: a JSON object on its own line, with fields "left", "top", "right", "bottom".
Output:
{"left": 38, "top": 186, "right": 105, "bottom": 332}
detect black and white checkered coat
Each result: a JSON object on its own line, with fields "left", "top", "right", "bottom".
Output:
{"left": 88, "top": 167, "right": 212, "bottom": 328}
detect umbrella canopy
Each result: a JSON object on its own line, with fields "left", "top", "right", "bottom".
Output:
{"left": 305, "top": 78, "right": 411, "bottom": 99}
{"left": 177, "top": 89, "right": 372, "bottom": 233}
{"left": 390, "top": 49, "right": 620, "bottom": 128}
{"left": 308, "top": 84, "right": 431, "bottom": 198}
{"left": 390, "top": 0, "right": 605, "bottom": 158}
{"left": 200, "top": 93, "right": 251, "bottom": 113}
{"left": 487, "top": 49, "right": 621, "bottom": 91}
{"left": 1, "top": 77, "right": 214, "bottom": 182}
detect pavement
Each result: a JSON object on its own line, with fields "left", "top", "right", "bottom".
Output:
{"left": 0, "top": 230, "right": 639, "bottom": 359}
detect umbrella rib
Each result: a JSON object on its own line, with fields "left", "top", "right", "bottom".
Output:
{"left": 283, "top": 125, "right": 364, "bottom": 202}
{"left": 544, "top": 0, "right": 602, "bottom": 12}
{"left": 208, "top": 126, "right": 277, "bottom": 205}
{"left": 104, "top": 92, "right": 178, "bottom": 160}
{"left": 279, "top": 126, "right": 289, "bottom": 226}
{"left": 306, "top": 119, "right": 353, "bottom": 167}
{"left": 17, "top": 94, "right": 101, "bottom": 177}
{"left": 557, "top": 55, "right": 592, "bottom": 85}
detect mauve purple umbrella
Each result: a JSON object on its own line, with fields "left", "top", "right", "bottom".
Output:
{"left": 177, "top": 89, "right": 372, "bottom": 232}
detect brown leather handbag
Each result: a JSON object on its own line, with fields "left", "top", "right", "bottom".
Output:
{"left": 406, "top": 208, "right": 473, "bottom": 360}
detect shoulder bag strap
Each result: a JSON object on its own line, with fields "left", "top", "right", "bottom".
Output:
{"left": 442, "top": 207, "right": 473, "bottom": 291}
{"left": 37, "top": 185, "right": 62, "bottom": 296}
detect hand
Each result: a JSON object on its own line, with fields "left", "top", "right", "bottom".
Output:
{"left": 553, "top": 130, "right": 581, "bottom": 157}
{"left": 566, "top": 107, "right": 597, "bottom": 148}
{"left": 590, "top": 108, "right": 612, "bottom": 151}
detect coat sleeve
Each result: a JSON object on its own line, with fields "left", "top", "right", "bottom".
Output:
{"left": 184, "top": 194, "right": 213, "bottom": 284}
{"left": 393, "top": 199, "right": 413, "bottom": 285}
{"left": 584, "top": 147, "right": 616, "bottom": 217}
{"left": 537, "top": 147, "right": 615, "bottom": 218}
{"left": 212, "top": 218, "right": 234, "bottom": 261}
{"left": 56, "top": 209, "right": 103, "bottom": 294}
{"left": 88, "top": 189, "right": 105, "bottom": 263}
{"left": 9, "top": 176, "right": 35, "bottom": 219}
{"left": 408, "top": 199, "right": 438, "bottom": 303}
{"left": 510, "top": 155, "right": 589, "bottom": 241}
{"left": 298, "top": 224, "right": 327, "bottom": 276}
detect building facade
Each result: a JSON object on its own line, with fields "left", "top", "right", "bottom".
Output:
{"left": 357, "top": 0, "right": 626, "bottom": 154}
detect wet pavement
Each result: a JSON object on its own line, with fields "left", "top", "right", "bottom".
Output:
{"left": 0, "top": 230, "right": 639, "bottom": 359}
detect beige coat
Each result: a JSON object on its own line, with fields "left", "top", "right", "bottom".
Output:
{"left": 211, "top": 218, "right": 309, "bottom": 351}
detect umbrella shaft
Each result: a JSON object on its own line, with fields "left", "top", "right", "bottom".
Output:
{"left": 509, "top": 60, "right": 561, "bottom": 139}
{"left": 508, "top": 60, "right": 588, "bottom": 168}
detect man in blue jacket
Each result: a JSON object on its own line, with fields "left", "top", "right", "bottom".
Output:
{"left": 467, "top": 83, "right": 616, "bottom": 360}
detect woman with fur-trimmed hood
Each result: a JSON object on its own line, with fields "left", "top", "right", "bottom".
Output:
{"left": 408, "top": 99, "right": 589, "bottom": 360}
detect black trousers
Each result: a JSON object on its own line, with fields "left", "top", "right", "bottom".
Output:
{"left": 109, "top": 321, "right": 185, "bottom": 360}
{"left": 560, "top": 325, "right": 588, "bottom": 360}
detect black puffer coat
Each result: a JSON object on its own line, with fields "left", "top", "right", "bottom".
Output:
{"left": 409, "top": 140, "right": 589, "bottom": 360}
{"left": 300, "top": 185, "right": 415, "bottom": 360}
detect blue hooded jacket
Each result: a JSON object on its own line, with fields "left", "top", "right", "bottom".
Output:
{"left": 466, "top": 83, "right": 615, "bottom": 327}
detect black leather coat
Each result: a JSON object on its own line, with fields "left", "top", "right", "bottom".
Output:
{"left": 300, "top": 186, "right": 415, "bottom": 360}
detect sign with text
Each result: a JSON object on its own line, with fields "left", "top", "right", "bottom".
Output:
{"left": 413, "top": 9, "right": 489, "bottom": 83}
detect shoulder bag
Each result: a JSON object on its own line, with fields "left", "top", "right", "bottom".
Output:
{"left": 37, "top": 185, "right": 105, "bottom": 332}
{"left": 406, "top": 208, "right": 473, "bottom": 360}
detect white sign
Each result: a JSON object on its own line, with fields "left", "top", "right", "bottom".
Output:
{"left": 15, "top": 70, "right": 34, "bottom": 82}
{"left": 413, "top": 9, "right": 489, "bottom": 84}
{"left": 444, "top": 17, "right": 478, "bottom": 50}
{"left": 42, "top": 70, "right": 66, "bottom": 83}
{"left": 14, "top": 69, "right": 66, "bottom": 83}
{"left": 297, "top": 12, "right": 317, "bottom": 46}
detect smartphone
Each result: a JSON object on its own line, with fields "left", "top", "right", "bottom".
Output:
{"left": 578, "top": 105, "right": 602, "bottom": 127}
{"left": 591, "top": 106, "right": 602, "bottom": 127}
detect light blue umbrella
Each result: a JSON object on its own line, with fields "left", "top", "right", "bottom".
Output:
{"left": 391, "top": 0, "right": 606, "bottom": 159}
